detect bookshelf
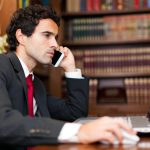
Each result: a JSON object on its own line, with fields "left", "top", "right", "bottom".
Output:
{"left": 2, "top": 0, "right": 150, "bottom": 116}
{"left": 58, "top": 0, "right": 150, "bottom": 116}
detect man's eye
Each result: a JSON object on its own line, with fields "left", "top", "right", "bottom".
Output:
{"left": 45, "top": 34, "right": 50, "bottom": 38}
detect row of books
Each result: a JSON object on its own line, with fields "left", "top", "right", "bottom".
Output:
{"left": 90, "top": 78, "right": 150, "bottom": 104}
{"left": 72, "top": 47, "right": 150, "bottom": 76}
{"left": 65, "top": 14, "right": 150, "bottom": 42}
{"left": 125, "top": 78, "right": 150, "bottom": 104}
{"left": 65, "top": 0, "right": 150, "bottom": 12}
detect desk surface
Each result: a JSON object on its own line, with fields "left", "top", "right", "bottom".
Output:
{"left": 32, "top": 137, "right": 150, "bottom": 150}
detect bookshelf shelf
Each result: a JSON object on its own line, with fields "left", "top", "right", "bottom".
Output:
{"left": 89, "top": 104, "right": 150, "bottom": 116}
{"left": 62, "top": 8, "right": 150, "bottom": 18}
{"left": 85, "top": 73, "right": 150, "bottom": 79}
{"left": 59, "top": 0, "right": 150, "bottom": 116}
{"left": 62, "top": 39, "right": 150, "bottom": 47}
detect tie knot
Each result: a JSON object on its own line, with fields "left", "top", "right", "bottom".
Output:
{"left": 26, "top": 74, "right": 33, "bottom": 86}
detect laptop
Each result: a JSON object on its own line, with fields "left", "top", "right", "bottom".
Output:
{"left": 75, "top": 115, "right": 150, "bottom": 134}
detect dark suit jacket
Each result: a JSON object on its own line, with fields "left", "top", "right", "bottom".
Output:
{"left": 0, "top": 52, "right": 89, "bottom": 150}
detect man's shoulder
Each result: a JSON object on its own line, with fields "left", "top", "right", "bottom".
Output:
{"left": 0, "top": 53, "right": 17, "bottom": 84}
{"left": 0, "top": 53, "right": 10, "bottom": 64}
{"left": 0, "top": 53, "right": 14, "bottom": 73}
{"left": 0, "top": 52, "right": 18, "bottom": 65}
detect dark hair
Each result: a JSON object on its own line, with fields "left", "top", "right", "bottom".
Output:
{"left": 6, "top": 4, "right": 60, "bottom": 51}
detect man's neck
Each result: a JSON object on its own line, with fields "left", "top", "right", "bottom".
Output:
{"left": 15, "top": 48, "right": 37, "bottom": 72}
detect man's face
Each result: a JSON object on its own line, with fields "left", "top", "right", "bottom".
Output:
{"left": 24, "top": 18, "right": 59, "bottom": 65}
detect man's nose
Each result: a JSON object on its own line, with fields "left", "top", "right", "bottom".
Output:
{"left": 50, "top": 38, "right": 58, "bottom": 48}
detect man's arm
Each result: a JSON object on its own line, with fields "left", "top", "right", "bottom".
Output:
{"left": 47, "top": 77, "right": 89, "bottom": 121}
{"left": 59, "top": 117, "right": 137, "bottom": 144}
{"left": 48, "top": 46, "right": 89, "bottom": 121}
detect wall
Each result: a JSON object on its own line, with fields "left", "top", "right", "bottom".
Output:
{"left": 0, "top": 0, "right": 17, "bottom": 35}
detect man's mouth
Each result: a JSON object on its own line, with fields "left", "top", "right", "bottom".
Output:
{"left": 47, "top": 51, "right": 54, "bottom": 58}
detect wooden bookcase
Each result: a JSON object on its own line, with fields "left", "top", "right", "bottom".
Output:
{"left": 57, "top": 0, "right": 150, "bottom": 116}
{"left": 2, "top": 0, "right": 150, "bottom": 116}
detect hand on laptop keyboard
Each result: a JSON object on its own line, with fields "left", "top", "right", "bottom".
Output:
{"left": 77, "top": 116, "right": 138, "bottom": 144}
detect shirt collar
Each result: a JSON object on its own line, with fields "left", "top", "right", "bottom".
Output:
{"left": 18, "top": 57, "right": 34, "bottom": 79}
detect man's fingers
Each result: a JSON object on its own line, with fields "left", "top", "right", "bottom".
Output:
{"left": 113, "top": 118, "right": 136, "bottom": 134}
{"left": 100, "top": 132, "right": 116, "bottom": 144}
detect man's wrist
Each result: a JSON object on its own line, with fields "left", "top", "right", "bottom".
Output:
{"left": 65, "top": 68, "right": 84, "bottom": 79}
{"left": 58, "top": 123, "right": 82, "bottom": 143}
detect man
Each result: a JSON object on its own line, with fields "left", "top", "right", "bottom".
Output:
{"left": 0, "top": 4, "right": 135, "bottom": 150}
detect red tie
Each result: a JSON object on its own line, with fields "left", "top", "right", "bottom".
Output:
{"left": 26, "top": 75, "right": 33, "bottom": 150}
{"left": 26, "top": 74, "right": 34, "bottom": 117}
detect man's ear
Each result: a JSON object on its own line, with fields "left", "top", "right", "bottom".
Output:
{"left": 15, "top": 29, "right": 26, "bottom": 45}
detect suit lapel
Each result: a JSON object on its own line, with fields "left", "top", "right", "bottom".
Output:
{"left": 7, "top": 52, "right": 28, "bottom": 102}
{"left": 33, "top": 78, "right": 50, "bottom": 117}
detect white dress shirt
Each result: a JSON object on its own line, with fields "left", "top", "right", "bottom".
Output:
{"left": 19, "top": 58, "right": 82, "bottom": 143}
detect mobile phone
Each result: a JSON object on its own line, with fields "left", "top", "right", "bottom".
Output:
{"left": 51, "top": 50, "right": 64, "bottom": 67}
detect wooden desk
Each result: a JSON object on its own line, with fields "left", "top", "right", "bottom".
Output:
{"left": 32, "top": 137, "right": 150, "bottom": 150}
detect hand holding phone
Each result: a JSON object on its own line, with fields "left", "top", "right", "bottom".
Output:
{"left": 51, "top": 50, "right": 64, "bottom": 67}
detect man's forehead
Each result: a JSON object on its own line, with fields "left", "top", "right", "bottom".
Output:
{"left": 35, "top": 18, "right": 57, "bottom": 28}
{"left": 34, "top": 18, "right": 58, "bottom": 33}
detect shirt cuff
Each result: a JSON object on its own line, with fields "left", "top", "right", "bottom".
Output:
{"left": 58, "top": 123, "right": 82, "bottom": 143}
{"left": 65, "top": 68, "right": 84, "bottom": 79}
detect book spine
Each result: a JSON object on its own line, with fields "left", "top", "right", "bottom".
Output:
{"left": 134, "top": 0, "right": 140, "bottom": 9}
{"left": 86, "top": 0, "right": 94, "bottom": 11}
